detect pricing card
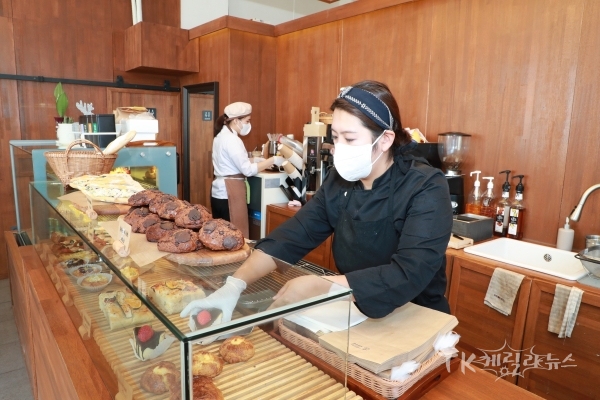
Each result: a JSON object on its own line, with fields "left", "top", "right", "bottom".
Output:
{"left": 118, "top": 217, "right": 132, "bottom": 253}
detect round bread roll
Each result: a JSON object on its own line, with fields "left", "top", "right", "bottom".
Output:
{"left": 192, "top": 376, "right": 224, "bottom": 400}
{"left": 157, "top": 199, "right": 189, "bottom": 220}
{"left": 192, "top": 351, "right": 224, "bottom": 378}
{"left": 157, "top": 229, "right": 198, "bottom": 253}
{"left": 219, "top": 336, "right": 255, "bottom": 363}
{"left": 175, "top": 204, "right": 212, "bottom": 229}
{"left": 123, "top": 206, "right": 150, "bottom": 226}
{"left": 140, "top": 361, "right": 180, "bottom": 396}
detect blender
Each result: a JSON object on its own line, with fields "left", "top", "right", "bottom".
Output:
{"left": 438, "top": 132, "right": 472, "bottom": 214}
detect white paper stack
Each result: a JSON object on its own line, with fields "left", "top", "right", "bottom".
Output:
{"left": 284, "top": 301, "right": 368, "bottom": 335}
{"left": 318, "top": 302, "right": 458, "bottom": 374}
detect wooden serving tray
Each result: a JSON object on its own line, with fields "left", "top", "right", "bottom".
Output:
{"left": 165, "top": 243, "right": 251, "bottom": 266}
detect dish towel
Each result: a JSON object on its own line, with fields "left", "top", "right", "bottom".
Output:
{"left": 484, "top": 268, "right": 526, "bottom": 316}
{"left": 548, "top": 284, "right": 584, "bottom": 338}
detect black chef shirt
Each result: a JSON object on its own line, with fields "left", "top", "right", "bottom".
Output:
{"left": 255, "top": 147, "right": 453, "bottom": 318}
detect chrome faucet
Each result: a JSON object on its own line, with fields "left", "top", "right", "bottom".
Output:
{"left": 569, "top": 184, "right": 600, "bottom": 221}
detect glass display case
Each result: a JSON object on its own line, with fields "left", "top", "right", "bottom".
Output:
{"left": 9, "top": 140, "right": 178, "bottom": 237}
{"left": 28, "top": 181, "right": 353, "bottom": 400}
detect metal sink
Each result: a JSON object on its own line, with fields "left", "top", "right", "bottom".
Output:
{"left": 464, "top": 238, "right": 587, "bottom": 280}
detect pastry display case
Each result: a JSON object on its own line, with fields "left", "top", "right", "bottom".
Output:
{"left": 9, "top": 140, "right": 178, "bottom": 237}
{"left": 27, "top": 181, "right": 354, "bottom": 400}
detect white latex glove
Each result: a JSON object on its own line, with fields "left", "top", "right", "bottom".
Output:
{"left": 180, "top": 276, "right": 246, "bottom": 322}
{"left": 272, "top": 156, "right": 285, "bottom": 167}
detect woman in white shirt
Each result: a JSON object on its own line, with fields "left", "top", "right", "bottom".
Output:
{"left": 211, "top": 102, "right": 283, "bottom": 237}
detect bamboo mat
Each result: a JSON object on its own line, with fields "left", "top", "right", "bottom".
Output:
{"left": 49, "top": 250, "right": 361, "bottom": 400}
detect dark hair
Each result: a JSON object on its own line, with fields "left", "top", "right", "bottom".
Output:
{"left": 214, "top": 114, "right": 233, "bottom": 137}
{"left": 330, "top": 80, "right": 411, "bottom": 160}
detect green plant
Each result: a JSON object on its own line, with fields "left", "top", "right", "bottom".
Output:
{"left": 54, "top": 82, "right": 69, "bottom": 118}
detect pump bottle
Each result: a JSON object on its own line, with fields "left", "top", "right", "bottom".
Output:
{"left": 480, "top": 177, "right": 496, "bottom": 217}
{"left": 465, "top": 171, "right": 483, "bottom": 215}
{"left": 493, "top": 170, "right": 512, "bottom": 237}
{"left": 507, "top": 175, "right": 526, "bottom": 240}
{"left": 556, "top": 217, "right": 574, "bottom": 251}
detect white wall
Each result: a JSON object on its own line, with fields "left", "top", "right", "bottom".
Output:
{"left": 181, "top": 0, "right": 229, "bottom": 29}
{"left": 181, "top": 0, "right": 356, "bottom": 29}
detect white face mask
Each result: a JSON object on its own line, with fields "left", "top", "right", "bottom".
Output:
{"left": 236, "top": 119, "right": 251, "bottom": 136}
{"left": 333, "top": 131, "right": 385, "bottom": 181}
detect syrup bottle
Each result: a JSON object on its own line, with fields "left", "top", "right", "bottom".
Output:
{"left": 493, "top": 170, "right": 512, "bottom": 237}
{"left": 465, "top": 170, "right": 482, "bottom": 215}
{"left": 507, "top": 175, "right": 526, "bottom": 240}
{"left": 480, "top": 177, "right": 496, "bottom": 218}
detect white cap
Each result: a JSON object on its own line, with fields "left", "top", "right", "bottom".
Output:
{"left": 483, "top": 177, "right": 494, "bottom": 189}
{"left": 470, "top": 171, "right": 482, "bottom": 186}
{"left": 224, "top": 102, "right": 252, "bottom": 119}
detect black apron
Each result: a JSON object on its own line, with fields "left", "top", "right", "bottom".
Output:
{"left": 332, "top": 165, "right": 399, "bottom": 273}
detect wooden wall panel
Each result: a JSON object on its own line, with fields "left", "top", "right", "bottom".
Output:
{"left": 272, "top": 0, "right": 595, "bottom": 247}
{"left": 11, "top": 0, "right": 113, "bottom": 26}
{"left": 340, "top": 2, "right": 434, "bottom": 135}
{"left": 275, "top": 23, "right": 342, "bottom": 138}
{"left": 230, "top": 30, "right": 276, "bottom": 155}
{"left": 141, "top": 0, "right": 180, "bottom": 28}
{"left": 427, "top": 0, "right": 584, "bottom": 246}
{"left": 13, "top": 19, "right": 114, "bottom": 80}
{"left": 561, "top": 0, "right": 600, "bottom": 249}
{"left": 0, "top": 0, "right": 11, "bottom": 18}
{"left": 0, "top": 16, "right": 15, "bottom": 73}
{"left": 18, "top": 82, "right": 107, "bottom": 140}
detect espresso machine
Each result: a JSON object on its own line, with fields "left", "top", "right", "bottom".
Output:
{"left": 302, "top": 107, "right": 333, "bottom": 197}
{"left": 414, "top": 132, "right": 471, "bottom": 215}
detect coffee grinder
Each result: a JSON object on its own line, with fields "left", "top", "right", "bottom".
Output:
{"left": 414, "top": 132, "right": 471, "bottom": 214}
{"left": 437, "top": 132, "right": 471, "bottom": 215}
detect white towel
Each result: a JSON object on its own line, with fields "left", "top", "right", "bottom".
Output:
{"left": 548, "top": 284, "right": 583, "bottom": 338}
{"left": 484, "top": 268, "right": 525, "bottom": 316}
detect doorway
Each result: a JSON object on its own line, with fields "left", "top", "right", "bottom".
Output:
{"left": 182, "top": 82, "right": 219, "bottom": 206}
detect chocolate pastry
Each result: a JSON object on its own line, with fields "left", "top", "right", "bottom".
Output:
{"left": 192, "top": 351, "right": 224, "bottom": 378}
{"left": 128, "top": 189, "right": 162, "bottom": 206}
{"left": 175, "top": 204, "right": 212, "bottom": 229}
{"left": 219, "top": 336, "right": 255, "bottom": 363}
{"left": 131, "top": 213, "right": 161, "bottom": 234}
{"left": 157, "top": 229, "right": 198, "bottom": 253}
{"left": 124, "top": 206, "right": 150, "bottom": 226}
{"left": 157, "top": 199, "right": 189, "bottom": 220}
{"left": 192, "top": 376, "right": 224, "bottom": 400}
{"left": 140, "top": 361, "right": 180, "bottom": 399}
{"left": 198, "top": 219, "right": 244, "bottom": 251}
{"left": 149, "top": 194, "right": 178, "bottom": 214}
{"left": 146, "top": 221, "right": 177, "bottom": 242}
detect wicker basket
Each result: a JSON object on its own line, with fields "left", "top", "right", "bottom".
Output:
{"left": 278, "top": 320, "right": 449, "bottom": 399}
{"left": 45, "top": 139, "right": 118, "bottom": 188}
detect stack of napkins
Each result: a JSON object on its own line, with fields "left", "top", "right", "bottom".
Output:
{"left": 318, "top": 303, "right": 458, "bottom": 374}
{"left": 284, "top": 301, "right": 368, "bottom": 335}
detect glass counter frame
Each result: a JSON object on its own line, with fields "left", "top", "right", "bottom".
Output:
{"left": 29, "top": 181, "right": 353, "bottom": 400}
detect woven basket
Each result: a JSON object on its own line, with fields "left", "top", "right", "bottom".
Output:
{"left": 278, "top": 320, "right": 449, "bottom": 399}
{"left": 45, "top": 139, "right": 118, "bottom": 188}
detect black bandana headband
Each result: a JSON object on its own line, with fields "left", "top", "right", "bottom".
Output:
{"left": 338, "top": 87, "right": 394, "bottom": 130}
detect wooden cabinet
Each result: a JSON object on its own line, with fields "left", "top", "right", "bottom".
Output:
{"left": 518, "top": 279, "right": 600, "bottom": 399}
{"left": 266, "top": 203, "right": 338, "bottom": 272}
{"left": 450, "top": 250, "right": 600, "bottom": 398}
{"left": 448, "top": 254, "right": 532, "bottom": 384}
{"left": 5, "top": 233, "right": 113, "bottom": 400}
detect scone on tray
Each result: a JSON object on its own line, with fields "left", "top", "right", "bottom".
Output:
{"left": 98, "top": 290, "right": 154, "bottom": 330}
{"left": 219, "top": 336, "right": 255, "bottom": 363}
{"left": 192, "top": 351, "right": 224, "bottom": 378}
{"left": 148, "top": 280, "right": 206, "bottom": 315}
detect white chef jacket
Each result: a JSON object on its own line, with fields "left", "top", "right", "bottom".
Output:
{"left": 211, "top": 126, "right": 258, "bottom": 199}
